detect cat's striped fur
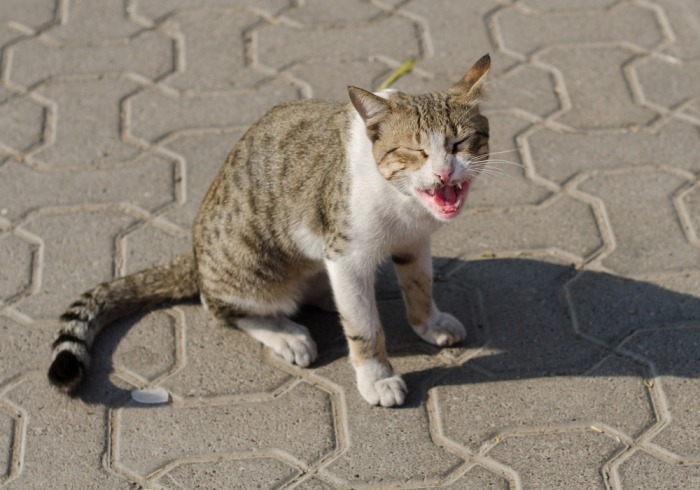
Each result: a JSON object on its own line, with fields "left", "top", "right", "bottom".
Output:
{"left": 49, "top": 54, "right": 491, "bottom": 406}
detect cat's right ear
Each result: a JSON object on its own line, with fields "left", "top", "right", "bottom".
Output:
{"left": 348, "top": 86, "right": 390, "bottom": 133}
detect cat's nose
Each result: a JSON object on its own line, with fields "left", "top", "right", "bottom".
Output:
{"left": 434, "top": 169, "right": 453, "bottom": 184}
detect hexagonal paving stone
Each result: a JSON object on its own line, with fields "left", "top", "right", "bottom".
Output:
{"left": 400, "top": 0, "right": 508, "bottom": 79}
{"left": 155, "top": 457, "right": 301, "bottom": 489}
{"left": 132, "top": 0, "right": 289, "bottom": 22}
{"left": 0, "top": 401, "right": 17, "bottom": 484}
{"left": 115, "top": 381, "right": 336, "bottom": 477}
{"left": 526, "top": 119, "right": 700, "bottom": 185}
{"left": 486, "top": 430, "right": 624, "bottom": 488}
{"left": 127, "top": 79, "right": 298, "bottom": 144}
{"left": 495, "top": 3, "right": 663, "bottom": 55}
{"left": 0, "top": 155, "right": 177, "bottom": 221}
{"left": 484, "top": 64, "right": 560, "bottom": 118}
{"left": 33, "top": 78, "right": 143, "bottom": 168}
{"left": 286, "top": 60, "right": 391, "bottom": 100}
{"left": 653, "top": 0, "right": 700, "bottom": 60}
{"left": 16, "top": 208, "right": 137, "bottom": 320}
{"left": 565, "top": 270, "right": 700, "bottom": 344}
{"left": 121, "top": 224, "right": 191, "bottom": 276}
{"left": 0, "top": 0, "right": 56, "bottom": 31}
{"left": 161, "top": 305, "right": 293, "bottom": 399}
{"left": 0, "top": 316, "right": 53, "bottom": 386}
{"left": 4, "top": 377, "right": 128, "bottom": 488}
{"left": 0, "top": 233, "right": 35, "bottom": 303}
{"left": 106, "top": 310, "right": 179, "bottom": 384}
{"left": 465, "top": 112, "right": 551, "bottom": 209}
{"left": 578, "top": 170, "right": 700, "bottom": 276}
{"left": 432, "top": 195, "right": 602, "bottom": 261}
{"left": 316, "top": 354, "right": 465, "bottom": 487}
{"left": 539, "top": 46, "right": 656, "bottom": 130}
{"left": 436, "top": 355, "right": 654, "bottom": 453}
{"left": 622, "top": 326, "right": 700, "bottom": 460}
{"left": 444, "top": 258, "right": 606, "bottom": 377}
{"left": 158, "top": 129, "right": 245, "bottom": 229}
{"left": 0, "top": 95, "right": 46, "bottom": 154}
{"left": 8, "top": 31, "right": 174, "bottom": 88}
{"left": 618, "top": 450, "right": 700, "bottom": 487}
{"left": 44, "top": 0, "right": 142, "bottom": 42}
{"left": 679, "top": 182, "right": 700, "bottom": 244}
{"left": 283, "top": 0, "right": 383, "bottom": 26}
{"left": 255, "top": 16, "right": 419, "bottom": 70}
{"left": 441, "top": 466, "right": 510, "bottom": 489}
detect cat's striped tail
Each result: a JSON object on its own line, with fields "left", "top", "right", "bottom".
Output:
{"left": 48, "top": 253, "right": 199, "bottom": 393}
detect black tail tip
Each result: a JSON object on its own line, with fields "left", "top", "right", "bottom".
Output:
{"left": 48, "top": 351, "right": 85, "bottom": 393}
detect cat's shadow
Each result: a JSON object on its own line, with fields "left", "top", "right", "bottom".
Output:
{"left": 75, "top": 258, "right": 700, "bottom": 408}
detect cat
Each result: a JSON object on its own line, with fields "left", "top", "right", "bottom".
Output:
{"left": 48, "top": 54, "right": 491, "bottom": 407}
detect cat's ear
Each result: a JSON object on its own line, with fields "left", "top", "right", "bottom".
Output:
{"left": 348, "top": 86, "right": 390, "bottom": 132}
{"left": 449, "top": 53, "right": 491, "bottom": 104}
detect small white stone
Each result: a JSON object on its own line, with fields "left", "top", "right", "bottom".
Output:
{"left": 131, "top": 387, "right": 169, "bottom": 405}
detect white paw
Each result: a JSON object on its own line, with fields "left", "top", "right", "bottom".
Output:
{"left": 238, "top": 318, "right": 318, "bottom": 367}
{"left": 416, "top": 311, "right": 466, "bottom": 347}
{"left": 356, "top": 361, "right": 408, "bottom": 407}
{"left": 273, "top": 323, "right": 318, "bottom": 367}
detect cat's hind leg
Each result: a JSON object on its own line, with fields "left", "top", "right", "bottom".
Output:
{"left": 237, "top": 316, "right": 318, "bottom": 367}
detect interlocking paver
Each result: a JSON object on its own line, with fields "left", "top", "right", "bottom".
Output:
{"left": 316, "top": 354, "right": 465, "bottom": 487}
{"left": 622, "top": 326, "right": 700, "bottom": 460}
{"left": 160, "top": 306, "right": 293, "bottom": 398}
{"left": 155, "top": 458, "right": 301, "bottom": 489}
{"left": 618, "top": 450, "right": 700, "bottom": 487}
{"left": 2, "top": 0, "right": 700, "bottom": 487}
{"left": 115, "top": 381, "right": 336, "bottom": 479}
{"left": 44, "top": 0, "right": 142, "bottom": 43}
{"left": 161, "top": 9, "right": 267, "bottom": 92}
{"left": 567, "top": 271, "right": 700, "bottom": 344}
{"left": 0, "top": 95, "right": 46, "bottom": 154}
{"left": 32, "top": 78, "right": 143, "bottom": 168}
{"left": 526, "top": 119, "right": 700, "bottom": 184}
{"left": 577, "top": 170, "right": 700, "bottom": 275}
{"left": 0, "top": 405, "right": 12, "bottom": 484}
{"left": 255, "top": 16, "right": 420, "bottom": 70}
{"left": 0, "top": 234, "right": 35, "bottom": 303}
{"left": 437, "top": 357, "right": 654, "bottom": 452}
{"left": 7, "top": 31, "right": 174, "bottom": 88}
{"left": 432, "top": 196, "right": 602, "bottom": 260}
{"left": 15, "top": 208, "right": 138, "bottom": 319}
{"left": 466, "top": 112, "right": 552, "bottom": 209}
{"left": 653, "top": 0, "right": 700, "bottom": 60}
{"left": 495, "top": 3, "right": 664, "bottom": 55}
{"left": 127, "top": 80, "right": 297, "bottom": 143}
{"left": 540, "top": 46, "right": 657, "bottom": 129}
{"left": 486, "top": 430, "right": 624, "bottom": 489}
{"left": 0, "top": 0, "right": 56, "bottom": 31}
{"left": 0, "top": 156, "right": 177, "bottom": 221}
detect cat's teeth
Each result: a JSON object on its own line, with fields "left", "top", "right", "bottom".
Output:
{"left": 427, "top": 189, "right": 435, "bottom": 196}
{"left": 455, "top": 183, "right": 462, "bottom": 191}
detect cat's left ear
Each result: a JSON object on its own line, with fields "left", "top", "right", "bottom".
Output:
{"left": 449, "top": 53, "right": 491, "bottom": 105}
{"left": 348, "top": 86, "right": 390, "bottom": 133}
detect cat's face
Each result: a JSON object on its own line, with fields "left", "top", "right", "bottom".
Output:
{"left": 349, "top": 54, "right": 491, "bottom": 221}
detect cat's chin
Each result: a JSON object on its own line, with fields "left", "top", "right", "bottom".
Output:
{"left": 417, "top": 180, "right": 471, "bottom": 221}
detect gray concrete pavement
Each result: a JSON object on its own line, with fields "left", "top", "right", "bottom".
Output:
{"left": 1, "top": 0, "right": 700, "bottom": 488}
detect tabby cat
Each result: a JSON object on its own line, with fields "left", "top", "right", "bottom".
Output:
{"left": 48, "top": 54, "right": 491, "bottom": 407}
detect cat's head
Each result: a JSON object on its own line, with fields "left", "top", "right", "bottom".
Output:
{"left": 348, "top": 54, "right": 491, "bottom": 221}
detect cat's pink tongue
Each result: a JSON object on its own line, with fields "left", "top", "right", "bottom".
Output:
{"left": 434, "top": 185, "right": 457, "bottom": 206}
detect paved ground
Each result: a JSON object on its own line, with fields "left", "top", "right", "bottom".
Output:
{"left": 1, "top": 0, "right": 700, "bottom": 488}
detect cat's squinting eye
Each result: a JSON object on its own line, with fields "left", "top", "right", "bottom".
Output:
{"left": 452, "top": 132, "right": 489, "bottom": 154}
{"left": 405, "top": 147, "right": 428, "bottom": 158}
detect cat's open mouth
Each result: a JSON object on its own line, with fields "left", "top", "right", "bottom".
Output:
{"left": 418, "top": 180, "right": 471, "bottom": 219}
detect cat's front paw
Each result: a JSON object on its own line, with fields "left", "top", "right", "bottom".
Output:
{"left": 415, "top": 311, "right": 466, "bottom": 347}
{"left": 356, "top": 361, "right": 407, "bottom": 407}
